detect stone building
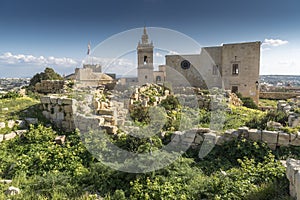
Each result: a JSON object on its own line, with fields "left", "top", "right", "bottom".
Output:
{"left": 134, "top": 27, "right": 261, "bottom": 104}
{"left": 137, "top": 27, "right": 165, "bottom": 85}
{"left": 165, "top": 42, "right": 261, "bottom": 103}
{"left": 75, "top": 64, "right": 114, "bottom": 87}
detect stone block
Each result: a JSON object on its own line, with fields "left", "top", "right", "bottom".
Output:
{"left": 50, "top": 97, "right": 57, "bottom": 104}
{"left": 42, "top": 111, "right": 50, "bottom": 119}
{"left": 15, "top": 120, "right": 26, "bottom": 129}
{"left": 290, "top": 132, "right": 300, "bottom": 146}
{"left": 54, "top": 105, "right": 61, "bottom": 113}
{"left": 57, "top": 98, "right": 63, "bottom": 105}
{"left": 0, "top": 134, "right": 3, "bottom": 142}
{"left": 7, "top": 120, "right": 15, "bottom": 128}
{"left": 55, "top": 135, "right": 66, "bottom": 145}
{"left": 64, "top": 105, "right": 72, "bottom": 113}
{"left": 262, "top": 130, "right": 278, "bottom": 144}
{"left": 5, "top": 186, "right": 20, "bottom": 196}
{"left": 4, "top": 132, "right": 17, "bottom": 140}
{"left": 0, "top": 122, "right": 5, "bottom": 129}
{"left": 15, "top": 130, "right": 27, "bottom": 136}
{"left": 295, "top": 172, "right": 300, "bottom": 200}
{"left": 194, "top": 134, "right": 204, "bottom": 144}
{"left": 248, "top": 129, "right": 262, "bottom": 142}
{"left": 100, "top": 125, "right": 118, "bottom": 134}
{"left": 98, "top": 109, "right": 115, "bottom": 116}
{"left": 224, "top": 129, "right": 239, "bottom": 138}
{"left": 40, "top": 96, "right": 51, "bottom": 104}
{"left": 62, "top": 98, "right": 73, "bottom": 105}
{"left": 57, "top": 112, "right": 65, "bottom": 121}
{"left": 278, "top": 132, "right": 290, "bottom": 146}
{"left": 238, "top": 127, "right": 249, "bottom": 138}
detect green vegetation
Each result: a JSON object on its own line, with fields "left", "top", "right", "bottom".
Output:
{"left": 27, "top": 67, "right": 63, "bottom": 91}
{"left": 0, "top": 93, "right": 298, "bottom": 199}
{"left": 236, "top": 93, "right": 258, "bottom": 109}
{"left": 259, "top": 99, "right": 278, "bottom": 108}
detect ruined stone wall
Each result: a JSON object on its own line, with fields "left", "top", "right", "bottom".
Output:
{"left": 40, "top": 96, "right": 75, "bottom": 132}
{"left": 260, "top": 92, "right": 299, "bottom": 100}
{"left": 35, "top": 80, "right": 64, "bottom": 94}
{"left": 286, "top": 159, "right": 300, "bottom": 200}
{"left": 171, "top": 127, "right": 300, "bottom": 150}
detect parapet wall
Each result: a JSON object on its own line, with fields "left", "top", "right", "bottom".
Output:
{"left": 286, "top": 159, "right": 300, "bottom": 200}
{"left": 172, "top": 127, "right": 300, "bottom": 150}
{"left": 260, "top": 92, "right": 299, "bottom": 100}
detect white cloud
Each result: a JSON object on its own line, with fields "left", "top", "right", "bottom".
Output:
{"left": 262, "top": 38, "right": 288, "bottom": 47}
{"left": 168, "top": 51, "right": 179, "bottom": 55}
{"left": 0, "top": 52, "right": 78, "bottom": 67}
{"left": 155, "top": 52, "right": 163, "bottom": 57}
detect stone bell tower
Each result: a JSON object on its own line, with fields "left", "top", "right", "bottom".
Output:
{"left": 137, "top": 27, "right": 154, "bottom": 85}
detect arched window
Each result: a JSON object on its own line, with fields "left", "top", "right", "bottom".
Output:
{"left": 144, "top": 56, "right": 148, "bottom": 64}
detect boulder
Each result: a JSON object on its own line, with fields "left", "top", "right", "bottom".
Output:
{"left": 5, "top": 186, "right": 20, "bottom": 195}
{"left": 0, "top": 122, "right": 5, "bottom": 129}
{"left": 25, "top": 118, "right": 38, "bottom": 125}
{"left": 15, "top": 120, "right": 27, "bottom": 129}
{"left": 55, "top": 135, "right": 66, "bottom": 145}
{"left": 7, "top": 120, "right": 15, "bottom": 128}
{"left": 0, "top": 180, "right": 12, "bottom": 184}
{"left": 4, "top": 132, "right": 17, "bottom": 140}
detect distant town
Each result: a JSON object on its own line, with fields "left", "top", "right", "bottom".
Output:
{"left": 1, "top": 75, "right": 300, "bottom": 93}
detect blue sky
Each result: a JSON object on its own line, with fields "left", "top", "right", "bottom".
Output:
{"left": 0, "top": 0, "right": 299, "bottom": 77}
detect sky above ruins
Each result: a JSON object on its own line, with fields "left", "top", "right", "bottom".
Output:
{"left": 0, "top": 0, "right": 300, "bottom": 77}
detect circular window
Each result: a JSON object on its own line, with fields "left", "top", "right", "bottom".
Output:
{"left": 181, "top": 60, "right": 191, "bottom": 70}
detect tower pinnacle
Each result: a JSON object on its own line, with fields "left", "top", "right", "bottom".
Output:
{"left": 141, "top": 26, "right": 149, "bottom": 44}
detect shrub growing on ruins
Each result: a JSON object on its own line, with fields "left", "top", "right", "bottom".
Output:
{"left": 28, "top": 67, "right": 63, "bottom": 91}
{"left": 236, "top": 93, "right": 258, "bottom": 109}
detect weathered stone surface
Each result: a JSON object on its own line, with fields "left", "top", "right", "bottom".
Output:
{"left": 40, "top": 96, "right": 51, "bottom": 104}
{"left": 42, "top": 111, "right": 50, "bottom": 119}
{"left": 56, "top": 112, "right": 65, "bottom": 121}
{"left": 55, "top": 135, "right": 66, "bottom": 145}
{"left": 290, "top": 132, "right": 300, "bottom": 146}
{"left": 15, "top": 120, "right": 26, "bottom": 129}
{"left": 278, "top": 132, "right": 290, "bottom": 146}
{"left": 237, "top": 127, "right": 249, "bottom": 138}
{"left": 194, "top": 134, "right": 204, "bottom": 144}
{"left": 0, "top": 134, "right": 3, "bottom": 142}
{"left": 15, "top": 130, "right": 27, "bottom": 136}
{"left": 5, "top": 186, "right": 20, "bottom": 195}
{"left": 100, "top": 125, "right": 117, "bottom": 134}
{"left": 286, "top": 159, "right": 300, "bottom": 200}
{"left": 0, "top": 180, "right": 12, "bottom": 184}
{"left": 50, "top": 97, "right": 57, "bottom": 104}
{"left": 25, "top": 117, "right": 38, "bottom": 125}
{"left": 7, "top": 120, "right": 15, "bottom": 128}
{"left": 98, "top": 109, "right": 115, "bottom": 116}
{"left": 4, "top": 132, "right": 17, "bottom": 140}
{"left": 64, "top": 105, "right": 72, "bottom": 113}
{"left": 262, "top": 130, "right": 278, "bottom": 144}
{"left": 0, "top": 122, "right": 5, "bottom": 129}
{"left": 62, "top": 98, "right": 73, "bottom": 105}
{"left": 248, "top": 129, "right": 262, "bottom": 142}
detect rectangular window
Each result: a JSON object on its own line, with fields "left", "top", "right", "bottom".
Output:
{"left": 213, "top": 65, "right": 218, "bottom": 75}
{"left": 232, "top": 64, "right": 239, "bottom": 75}
{"left": 231, "top": 86, "right": 238, "bottom": 93}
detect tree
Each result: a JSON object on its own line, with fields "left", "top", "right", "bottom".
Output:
{"left": 29, "top": 67, "right": 63, "bottom": 87}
